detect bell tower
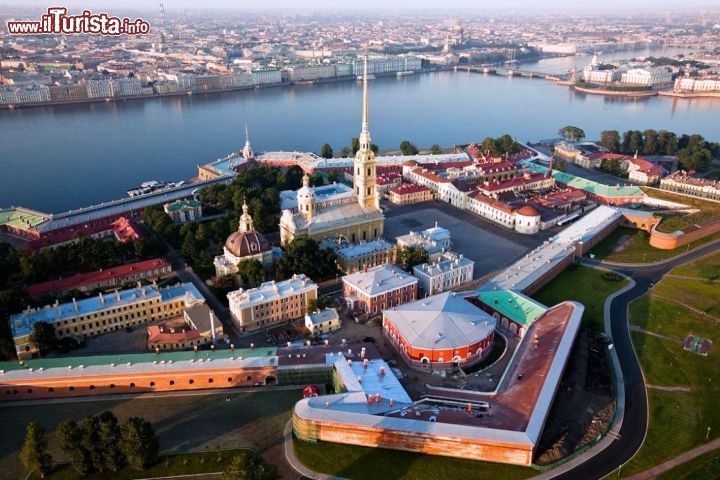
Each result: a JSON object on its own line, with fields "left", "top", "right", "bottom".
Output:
{"left": 353, "top": 51, "right": 378, "bottom": 210}
{"left": 239, "top": 199, "right": 254, "bottom": 233}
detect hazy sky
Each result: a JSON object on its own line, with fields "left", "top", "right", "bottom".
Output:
{"left": 2, "top": 0, "right": 719, "bottom": 10}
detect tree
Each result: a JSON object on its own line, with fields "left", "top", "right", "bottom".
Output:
{"left": 307, "top": 296, "right": 333, "bottom": 314}
{"left": 351, "top": 137, "right": 360, "bottom": 154}
{"left": 497, "top": 134, "right": 517, "bottom": 154}
{"left": 339, "top": 147, "right": 351, "bottom": 158}
{"left": 558, "top": 125, "right": 585, "bottom": 142}
{"left": 319, "top": 143, "right": 333, "bottom": 159}
{"left": 397, "top": 246, "right": 428, "bottom": 272}
{"left": 628, "top": 130, "right": 644, "bottom": 155}
{"left": 370, "top": 143, "right": 379, "bottom": 154}
{"left": 29, "top": 321, "right": 56, "bottom": 354}
{"left": 600, "top": 130, "right": 621, "bottom": 153}
{"left": 430, "top": 144, "right": 442, "bottom": 155}
{"left": 642, "top": 129, "right": 658, "bottom": 155}
{"left": 221, "top": 451, "right": 280, "bottom": 480}
{"left": 121, "top": 417, "right": 159, "bottom": 471}
{"left": 20, "top": 422, "right": 53, "bottom": 478}
{"left": 399, "top": 140, "right": 419, "bottom": 156}
{"left": 97, "top": 411, "right": 125, "bottom": 471}
{"left": 678, "top": 145, "right": 712, "bottom": 172}
{"left": 57, "top": 420, "right": 93, "bottom": 475}
{"left": 236, "top": 260, "right": 264, "bottom": 287}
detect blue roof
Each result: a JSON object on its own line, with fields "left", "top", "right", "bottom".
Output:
{"left": 10, "top": 283, "right": 203, "bottom": 339}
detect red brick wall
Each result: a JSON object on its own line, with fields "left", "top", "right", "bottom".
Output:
{"left": 0, "top": 366, "right": 278, "bottom": 402}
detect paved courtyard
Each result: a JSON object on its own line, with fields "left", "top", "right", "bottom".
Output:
{"left": 384, "top": 201, "right": 548, "bottom": 279}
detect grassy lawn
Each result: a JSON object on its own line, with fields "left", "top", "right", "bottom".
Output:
{"left": 293, "top": 438, "right": 535, "bottom": 480}
{"left": 672, "top": 251, "right": 720, "bottom": 280}
{"left": 0, "top": 389, "right": 301, "bottom": 480}
{"left": 653, "top": 277, "right": 720, "bottom": 317}
{"left": 657, "top": 449, "right": 720, "bottom": 480}
{"left": 588, "top": 227, "right": 720, "bottom": 264}
{"left": 643, "top": 188, "right": 720, "bottom": 233}
{"left": 532, "top": 264, "right": 629, "bottom": 332}
{"left": 617, "top": 258, "right": 720, "bottom": 477}
{"left": 34, "top": 449, "right": 237, "bottom": 479}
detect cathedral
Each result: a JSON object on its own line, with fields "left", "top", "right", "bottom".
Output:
{"left": 279, "top": 54, "right": 385, "bottom": 245}
{"left": 214, "top": 200, "right": 273, "bottom": 278}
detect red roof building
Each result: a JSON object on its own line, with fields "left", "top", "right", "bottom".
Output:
{"left": 26, "top": 258, "right": 173, "bottom": 298}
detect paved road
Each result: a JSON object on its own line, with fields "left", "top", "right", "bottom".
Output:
{"left": 547, "top": 241, "right": 720, "bottom": 480}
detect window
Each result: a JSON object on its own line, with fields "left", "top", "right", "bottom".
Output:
{"left": 189, "top": 379, "right": 194, "bottom": 385}
{"left": 227, "top": 377, "right": 233, "bottom": 383}
{"left": 150, "top": 381, "right": 156, "bottom": 387}
{"left": 89, "top": 385, "right": 95, "bottom": 390}
{"left": 169, "top": 380, "right": 175, "bottom": 386}
{"left": 208, "top": 378, "right": 214, "bottom": 384}
{"left": 130, "top": 383, "right": 135, "bottom": 388}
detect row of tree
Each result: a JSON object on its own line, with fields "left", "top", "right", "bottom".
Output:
{"left": 477, "top": 134, "right": 522, "bottom": 157}
{"left": 599, "top": 129, "right": 719, "bottom": 172}
{"left": 319, "top": 140, "right": 443, "bottom": 158}
{"left": 20, "top": 412, "right": 159, "bottom": 477}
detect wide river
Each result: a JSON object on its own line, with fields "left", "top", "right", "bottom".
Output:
{"left": 1, "top": 46, "right": 718, "bottom": 213}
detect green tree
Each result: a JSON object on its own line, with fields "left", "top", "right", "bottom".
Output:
{"left": 236, "top": 260, "right": 264, "bottom": 287}
{"left": 678, "top": 145, "right": 712, "bottom": 172}
{"left": 397, "top": 246, "right": 428, "bottom": 272}
{"left": 19, "top": 422, "right": 53, "bottom": 478}
{"left": 558, "top": 125, "right": 585, "bottom": 142}
{"left": 221, "top": 451, "right": 280, "bottom": 480}
{"left": 370, "top": 143, "right": 379, "bottom": 154}
{"left": 275, "top": 238, "right": 338, "bottom": 282}
{"left": 319, "top": 143, "right": 333, "bottom": 159}
{"left": 307, "top": 296, "right": 333, "bottom": 314}
{"left": 351, "top": 137, "right": 360, "bottom": 154}
{"left": 600, "top": 130, "right": 621, "bottom": 152}
{"left": 57, "top": 420, "right": 93, "bottom": 475}
{"left": 121, "top": 417, "right": 159, "bottom": 471}
{"left": 339, "top": 147, "right": 351, "bottom": 158}
{"left": 399, "top": 140, "right": 419, "bottom": 156}
{"left": 642, "top": 129, "right": 658, "bottom": 155}
{"left": 497, "top": 134, "right": 517, "bottom": 154}
{"left": 430, "top": 144, "right": 442, "bottom": 155}
{"left": 29, "top": 321, "right": 56, "bottom": 354}
{"left": 97, "top": 411, "right": 125, "bottom": 471}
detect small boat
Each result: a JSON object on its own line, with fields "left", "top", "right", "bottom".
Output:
{"left": 396, "top": 71, "right": 415, "bottom": 77}
{"left": 356, "top": 74, "right": 376, "bottom": 81}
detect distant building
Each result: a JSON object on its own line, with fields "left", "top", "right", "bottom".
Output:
{"left": 396, "top": 224, "right": 452, "bottom": 262}
{"left": 334, "top": 238, "right": 398, "bottom": 274}
{"left": 10, "top": 283, "right": 206, "bottom": 359}
{"left": 388, "top": 183, "right": 433, "bottom": 205}
{"left": 413, "top": 251, "right": 474, "bottom": 295}
{"left": 621, "top": 67, "right": 672, "bottom": 86}
{"left": 164, "top": 199, "right": 203, "bottom": 223}
{"left": 342, "top": 263, "right": 418, "bottom": 315}
{"left": 674, "top": 77, "right": 720, "bottom": 93}
{"left": 113, "top": 77, "right": 143, "bottom": 96}
{"left": 304, "top": 308, "right": 340, "bottom": 336}
{"left": 85, "top": 79, "right": 114, "bottom": 98}
{"left": 660, "top": 171, "right": 720, "bottom": 201}
{"left": 48, "top": 84, "right": 88, "bottom": 102}
{"left": 111, "top": 217, "right": 142, "bottom": 243}
{"left": 26, "top": 258, "right": 172, "bottom": 298}
{"left": 214, "top": 201, "right": 272, "bottom": 277}
{"left": 287, "top": 65, "right": 336, "bottom": 82}
{"left": 626, "top": 156, "right": 665, "bottom": 185}
{"left": 227, "top": 274, "right": 318, "bottom": 334}
{"left": 251, "top": 68, "right": 282, "bottom": 85}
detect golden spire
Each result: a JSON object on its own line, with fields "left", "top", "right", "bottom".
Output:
{"left": 362, "top": 47, "right": 369, "bottom": 134}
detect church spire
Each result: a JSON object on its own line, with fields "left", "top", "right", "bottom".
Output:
{"left": 354, "top": 47, "right": 378, "bottom": 210}
{"left": 242, "top": 122, "right": 255, "bottom": 160}
{"left": 239, "top": 198, "right": 254, "bottom": 233}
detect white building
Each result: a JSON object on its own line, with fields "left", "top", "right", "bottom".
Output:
{"left": 252, "top": 69, "right": 282, "bottom": 85}
{"left": 287, "top": 65, "right": 336, "bottom": 82}
{"left": 621, "top": 67, "right": 672, "bottom": 86}
{"left": 85, "top": 79, "right": 114, "bottom": 98}
{"left": 113, "top": 77, "right": 143, "bottom": 97}
{"left": 352, "top": 56, "right": 421, "bottom": 75}
{"left": 15, "top": 85, "right": 51, "bottom": 103}
{"left": 305, "top": 308, "right": 340, "bottom": 336}
{"left": 0, "top": 86, "right": 19, "bottom": 104}
{"left": 674, "top": 77, "right": 720, "bottom": 93}
{"left": 413, "top": 251, "right": 474, "bottom": 295}
{"left": 396, "top": 224, "right": 452, "bottom": 262}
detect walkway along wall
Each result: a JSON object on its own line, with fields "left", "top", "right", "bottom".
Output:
{"left": 649, "top": 218, "right": 720, "bottom": 250}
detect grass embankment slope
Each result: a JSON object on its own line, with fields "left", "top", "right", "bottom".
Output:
{"left": 618, "top": 251, "right": 720, "bottom": 478}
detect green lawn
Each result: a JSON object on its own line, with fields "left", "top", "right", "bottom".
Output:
{"left": 671, "top": 251, "right": 720, "bottom": 280}
{"left": 293, "top": 438, "right": 535, "bottom": 480}
{"left": 653, "top": 277, "right": 720, "bottom": 317}
{"left": 588, "top": 227, "right": 720, "bottom": 264}
{"left": 657, "top": 449, "right": 720, "bottom": 480}
{"left": 617, "top": 262, "right": 720, "bottom": 477}
{"left": 643, "top": 188, "right": 720, "bottom": 233}
{"left": 35, "top": 449, "right": 238, "bottom": 479}
{"left": 532, "top": 265, "right": 629, "bottom": 332}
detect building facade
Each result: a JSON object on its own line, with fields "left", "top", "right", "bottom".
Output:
{"left": 305, "top": 308, "right": 341, "bottom": 336}
{"left": 11, "top": 283, "right": 206, "bottom": 359}
{"left": 164, "top": 199, "right": 203, "bottom": 223}
{"left": 342, "top": 264, "right": 418, "bottom": 315}
{"left": 413, "top": 251, "right": 474, "bottom": 296}
{"left": 227, "top": 274, "right": 318, "bottom": 334}
{"left": 214, "top": 201, "right": 273, "bottom": 277}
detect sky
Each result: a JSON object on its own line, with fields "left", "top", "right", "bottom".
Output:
{"left": 2, "top": 0, "right": 719, "bottom": 10}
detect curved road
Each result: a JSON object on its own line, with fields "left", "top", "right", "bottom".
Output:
{"left": 551, "top": 239, "right": 720, "bottom": 480}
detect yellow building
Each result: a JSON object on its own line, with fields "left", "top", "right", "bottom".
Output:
{"left": 279, "top": 55, "right": 385, "bottom": 245}
{"left": 10, "top": 283, "right": 206, "bottom": 359}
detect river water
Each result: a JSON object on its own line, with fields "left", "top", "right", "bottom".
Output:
{"left": 1, "top": 46, "right": 717, "bottom": 213}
